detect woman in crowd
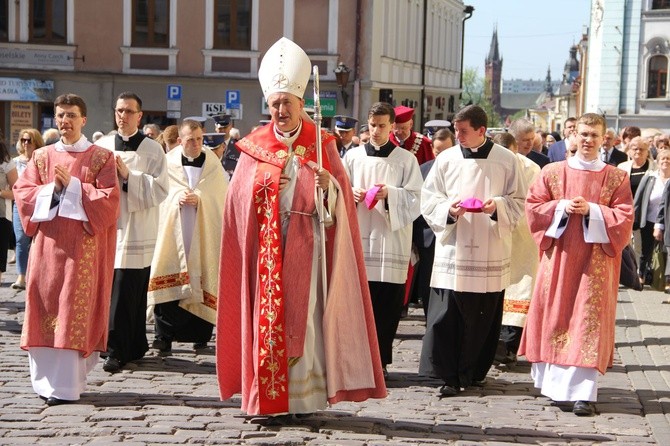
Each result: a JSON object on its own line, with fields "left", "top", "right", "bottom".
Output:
{"left": 155, "top": 125, "right": 179, "bottom": 153}
{"left": 619, "top": 137, "right": 655, "bottom": 198}
{"left": 10, "top": 129, "right": 44, "bottom": 290}
{"left": 636, "top": 149, "right": 670, "bottom": 289}
{"left": 0, "top": 138, "right": 18, "bottom": 286}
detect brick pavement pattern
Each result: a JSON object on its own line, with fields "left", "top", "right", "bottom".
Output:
{"left": 1, "top": 265, "right": 668, "bottom": 445}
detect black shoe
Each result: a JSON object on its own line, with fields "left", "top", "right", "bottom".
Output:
{"left": 152, "top": 339, "right": 172, "bottom": 356}
{"left": 439, "top": 384, "right": 459, "bottom": 397}
{"left": 495, "top": 351, "right": 517, "bottom": 366}
{"left": 382, "top": 366, "right": 389, "bottom": 380}
{"left": 193, "top": 342, "right": 208, "bottom": 351}
{"left": 472, "top": 378, "right": 487, "bottom": 387}
{"left": 573, "top": 400, "right": 596, "bottom": 416}
{"left": 46, "top": 396, "right": 72, "bottom": 406}
{"left": 102, "top": 356, "right": 123, "bottom": 373}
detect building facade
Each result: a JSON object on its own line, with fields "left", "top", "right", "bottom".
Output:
{"left": 585, "top": 0, "right": 670, "bottom": 132}
{"left": 0, "top": 0, "right": 466, "bottom": 147}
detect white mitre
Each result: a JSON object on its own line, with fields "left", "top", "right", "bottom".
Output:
{"left": 259, "top": 37, "right": 311, "bottom": 100}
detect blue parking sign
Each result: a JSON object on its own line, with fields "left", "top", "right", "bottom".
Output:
{"left": 167, "top": 84, "right": 182, "bottom": 100}
{"left": 226, "top": 90, "right": 240, "bottom": 109}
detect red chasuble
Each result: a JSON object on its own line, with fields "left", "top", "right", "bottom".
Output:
{"left": 519, "top": 162, "right": 633, "bottom": 374}
{"left": 14, "top": 145, "right": 119, "bottom": 357}
{"left": 216, "top": 120, "right": 386, "bottom": 415}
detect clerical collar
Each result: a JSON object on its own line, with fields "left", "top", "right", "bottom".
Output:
{"left": 460, "top": 138, "right": 493, "bottom": 159}
{"left": 568, "top": 154, "right": 606, "bottom": 172}
{"left": 274, "top": 121, "right": 302, "bottom": 148}
{"left": 181, "top": 149, "right": 206, "bottom": 166}
{"left": 365, "top": 139, "right": 396, "bottom": 158}
{"left": 117, "top": 129, "right": 139, "bottom": 142}
{"left": 55, "top": 135, "right": 92, "bottom": 153}
{"left": 115, "top": 130, "right": 145, "bottom": 152}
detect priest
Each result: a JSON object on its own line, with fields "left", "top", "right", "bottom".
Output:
{"left": 14, "top": 93, "right": 119, "bottom": 405}
{"left": 519, "top": 113, "right": 634, "bottom": 416}
{"left": 148, "top": 119, "right": 228, "bottom": 354}
{"left": 419, "top": 105, "right": 526, "bottom": 397}
{"left": 215, "top": 37, "right": 386, "bottom": 416}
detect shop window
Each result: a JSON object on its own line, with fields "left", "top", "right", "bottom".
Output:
{"left": 652, "top": 0, "right": 670, "bottom": 9}
{"left": 213, "top": 0, "right": 250, "bottom": 50}
{"left": 647, "top": 55, "right": 668, "bottom": 98}
{"left": 132, "top": 0, "right": 169, "bottom": 48}
{"left": 29, "top": 0, "right": 67, "bottom": 44}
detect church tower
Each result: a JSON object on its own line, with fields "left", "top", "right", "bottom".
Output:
{"left": 562, "top": 45, "right": 580, "bottom": 84}
{"left": 545, "top": 65, "right": 554, "bottom": 97}
{"left": 484, "top": 26, "right": 503, "bottom": 115}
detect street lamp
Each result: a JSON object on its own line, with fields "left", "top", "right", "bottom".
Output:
{"left": 459, "top": 5, "right": 475, "bottom": 91}
{"left": 334, "top": 62, "right": 351, "bottom": 108}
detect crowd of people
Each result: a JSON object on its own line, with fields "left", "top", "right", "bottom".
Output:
{"left": 5, "top": 36, "right": 668, "bottom": 421}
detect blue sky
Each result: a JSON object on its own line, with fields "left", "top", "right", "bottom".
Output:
{"left": 463, "top": 0, "right": 592, "bottom": 81}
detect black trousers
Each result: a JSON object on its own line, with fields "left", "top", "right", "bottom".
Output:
{"left": 410, "top": 243, "right": 436, "bottom": 316}
{"left": 0, "top": 217, "right": 12, "bottom": 272}
{"left": 638, "top": 225, "right": 655, "bottom": 281}
{"left": 369, "top": 281, "right": 406, "bottom": 366}
{"left": 419, "top": 288, "right": 504, "bottom": 388}
{"left": 499, "top": 325, "right": 523, "bottom": 354}
{"left": 107, "top": 267, "right": 151, "bottom": 363}
{"left": 154, "top": 300, "right": 214, "bottom": 344}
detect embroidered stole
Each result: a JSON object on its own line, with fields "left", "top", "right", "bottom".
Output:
{"left": 236, "top": 122, "right": 332, "bottom": 414}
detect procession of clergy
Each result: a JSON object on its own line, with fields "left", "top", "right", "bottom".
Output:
{"left": 15, "top": 37, "right": 633, "bottom": 418}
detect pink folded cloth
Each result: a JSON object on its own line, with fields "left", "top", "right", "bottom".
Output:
{"left": 460, "top": 197, "right": 483, "bottom": 213}
{"left": 365, "top": 186, "right": 382, "bottom": 210}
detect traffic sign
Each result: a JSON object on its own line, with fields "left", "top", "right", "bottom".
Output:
{"left": 226, "top": 90, "right": 240, "bottom": 109}
{"left": 167, "top": 110, "right": 181, "bottom": 119}
{"left": 167, "top": 100, "right": 181, "bottom": 111}
{"left": 167, "top": 84, "right": 182, "bottom": 100}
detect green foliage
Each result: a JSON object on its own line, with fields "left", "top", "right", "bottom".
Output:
{"left": 460, "top": 67, "right": 502, "bottom": 127}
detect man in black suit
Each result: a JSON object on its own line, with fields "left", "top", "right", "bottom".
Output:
{"left": 410, "top": 128, "right": 454, "bottom": 316}
{"left": 599, "top": 128, "right": 628, "bottom": 165}
{"left": 509, "top": 118, "right": 549, "bottom": 168}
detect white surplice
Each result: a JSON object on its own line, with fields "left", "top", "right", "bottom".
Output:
{"left": 96, "top": 134, "right": 169, "bottom": 269}
{"left": 422, "top": 143, "right": 526, "bottom": 293}
{"left": 503, "top": 154, "right": 541, "bottom": 327}
{"left": 342, "top": 145, "right": 423, "bottom": 284}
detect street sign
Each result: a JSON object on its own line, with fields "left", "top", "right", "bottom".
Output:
{"left": 167, "top": 110, "right": 181, "bottom": 119}
{"left": 202, "top": 102, "right": 243, "bottom": 120}
{"left": 167, "top": 84, "right": 182, "bottom": 100}
{"left": 167, "top": 100, "right": 181, "bottom": 111}
{"left": 226, "top": 90, "right": 240, "bottom": 109}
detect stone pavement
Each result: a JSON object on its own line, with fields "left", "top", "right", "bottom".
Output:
{"left": 1, "top": 265, "right": 669, "bottom": 445}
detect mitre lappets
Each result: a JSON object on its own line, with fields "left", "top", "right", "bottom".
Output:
{"left": 258, "top": 37, "right": 312, "bottom": 100}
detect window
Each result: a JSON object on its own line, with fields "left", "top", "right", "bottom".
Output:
{"left": 213, "top": 0, "right": 251, "bottom": 50}
{"left": 648, "top": 55, "right": 668, "bottom": 98}
{"left": 132, "top": 0, "right": 169, "bottom": 47}
{"left": 652, "top": 0, "right": 670, "bottom": 9}
{"left": 29, "top": 0, "right": 67, "bottom": 44}
{"left": 0, "top": 0, "right": 7, "bottom": 41}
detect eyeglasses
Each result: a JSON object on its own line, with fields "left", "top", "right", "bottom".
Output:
{"left": 115, "top": 108, "right": 139, "bottom": 116}
{"left": 55, "top": 112, "right": 81, "bottom": 121}
{"left": 20, "top": 138, "right": 33, "bottom": 144}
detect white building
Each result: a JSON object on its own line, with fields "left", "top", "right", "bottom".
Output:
{"left": 586, "top": 0, "right": 670, "bottom": 132}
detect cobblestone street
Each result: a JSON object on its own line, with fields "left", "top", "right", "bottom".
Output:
{"left": 1, "top": 269, "right": 669, "bottom": 444}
